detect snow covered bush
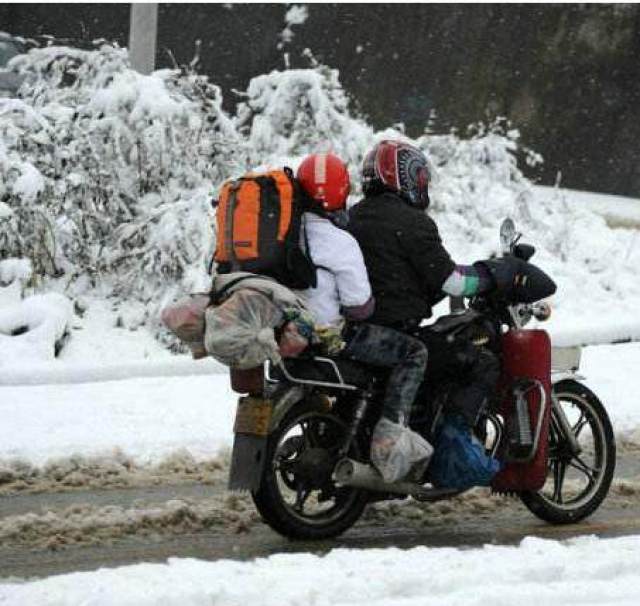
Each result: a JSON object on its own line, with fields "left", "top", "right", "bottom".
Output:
{"left": 414, "top": 122, "right": 537, "bottom": 261}
{"left": 236, "top": 62, "right": 374, "bottom": 171}
{"left": 107, "top": 187, "right": 214, "bottom": 303}
{"left": 0, "top": 43, "right": 241, "bottom": 299}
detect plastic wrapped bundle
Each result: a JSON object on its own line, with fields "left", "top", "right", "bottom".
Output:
{"left": 161, "top": 294, "right": 210, "bottom": 359}
{"left": 205, "top": 289, "right": 285, "bottom": 369}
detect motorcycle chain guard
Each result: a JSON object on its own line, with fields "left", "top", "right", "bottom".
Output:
{"left": 491, "top": 329, "right": 552, "bottom": 493}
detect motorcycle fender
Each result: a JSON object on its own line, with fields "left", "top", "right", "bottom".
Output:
{"left": 228, "top": 432, "right": 268, "bottom": 491}
{"left": 227, "top": 386, "right": 305, "bottom": 492}
{"left": 268, "top": 385, "right": 306, "bottom": 432}
{"left": 551, "top": 371, "right": 586, "bottom": 384}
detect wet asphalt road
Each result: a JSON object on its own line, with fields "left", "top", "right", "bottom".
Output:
{"left": 1, "top": 453, "right": 639, "bottom": 580}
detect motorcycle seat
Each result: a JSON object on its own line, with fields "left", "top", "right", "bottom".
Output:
{"left": 278, "top": 355, "right": 376, "bottom": 389}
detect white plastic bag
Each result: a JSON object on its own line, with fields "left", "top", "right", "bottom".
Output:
{"left": 204, "top": 289, "right": 283, "bottom": 369}
{"left": 370, "top": 417, "right": 434, "bottom": 483}
{"left": 160, "top": 294, "right": 209, "bottom": 359}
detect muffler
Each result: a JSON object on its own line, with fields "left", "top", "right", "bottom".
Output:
{"left": 333, "top": 458, "right": 460, "bottom": 502}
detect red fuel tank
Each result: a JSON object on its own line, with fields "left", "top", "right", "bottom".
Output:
{"left": 491, "top": 329, "right": 552, "bottom": 492}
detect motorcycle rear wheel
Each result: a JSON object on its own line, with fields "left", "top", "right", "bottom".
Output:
{"left": 519, "top": 379, "right": 616, "bottom": 524}
{"left": 252, "top": 401, "right": 369, "bottom": 540}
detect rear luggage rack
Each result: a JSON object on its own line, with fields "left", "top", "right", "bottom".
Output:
{"left": 268, "top": 356, "right": 359, "bottom": 391}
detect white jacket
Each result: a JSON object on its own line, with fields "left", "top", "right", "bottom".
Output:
{"left": 297, "top": 213, "right": 373, "bottom": 327}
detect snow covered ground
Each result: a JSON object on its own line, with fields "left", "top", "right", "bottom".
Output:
{"left": 0, "top": 374, "right": 235, "bottom": 466}
{"left": 535, "top": 185, "right": 640, "bottom": 229}
{"left": 2, "top": 535, "right": 639, "bottom": 605}
{"left": 0, "top": 340, "right": 639, "bottom": 468}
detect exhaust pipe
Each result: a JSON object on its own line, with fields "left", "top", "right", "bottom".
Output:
{"left": 333, "top": 458, "right": 460, "bottom": 502}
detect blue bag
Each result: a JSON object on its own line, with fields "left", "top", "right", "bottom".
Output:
{"left": 428, "top": 415, "right": 502, "bottom": 490}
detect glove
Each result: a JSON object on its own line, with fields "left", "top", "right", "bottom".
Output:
{"left": 474, "top": 257, "right": 556, "bottom": 304}
{"left": 474, "top": 256, "right": 525, "bottom": 296}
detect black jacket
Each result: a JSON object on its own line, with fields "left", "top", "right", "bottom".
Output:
{"left": 348, "top": 192, "right": 456, "bottom": 326}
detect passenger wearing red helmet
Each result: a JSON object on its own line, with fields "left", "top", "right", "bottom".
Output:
{"left": 349, "top": 139, "right": 500, "bottom": 428}
{"left": 295, "top": 152, "right": 370, "bottom": 325}
{"left": 296, "top": 152, "right": 433, "bottom": 483}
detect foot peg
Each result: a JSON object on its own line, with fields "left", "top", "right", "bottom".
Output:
{"left": 333, "top": 458, "right": 460, "bottom": 502}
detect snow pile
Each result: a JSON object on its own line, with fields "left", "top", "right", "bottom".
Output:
{"left": 529, "top": 187, "right": 640, "bottom": 337}
{"left": 0, "top": 292, "right": 72, "bottom": 364}
{"left": 0, "top": 491, "right": 256, "bottom": 549}
{"left": 2, "top": 535, "right": 640, "bottom": 605}
{"left": 0, "top": 257, "right": 73, "bottom": 365}
{"left": 537, "top": 185, "right": 640, "bottom": 230}
{"left": 0, "top": 449, "right": 228, "bottom": 495}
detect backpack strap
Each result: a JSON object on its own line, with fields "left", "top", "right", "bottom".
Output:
{"left": 210, "top": 274, "right": 254, "bottom": 305}
{"left": 209, "top": 273, "right": 283, "bottom": 305}
{"left": 224, "top": 182, "right": 242, "bottom": 272}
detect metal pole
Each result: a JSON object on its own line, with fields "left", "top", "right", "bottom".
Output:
{"left": 129, "top": 3, "right": 158, "bottom": 74}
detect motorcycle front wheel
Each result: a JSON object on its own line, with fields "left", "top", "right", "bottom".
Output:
{"left": 520, "top": 379, "right": 616, "bottom": 524}
{"left": 252, "top": 400, "right": 369, "bottom": 540}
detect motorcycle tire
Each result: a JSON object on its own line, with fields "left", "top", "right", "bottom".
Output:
{"left": 519, "top": 379, "right": 616, "bottom": 524}
{"left": 252, "top": 400, "right": 369, "bottom": 540}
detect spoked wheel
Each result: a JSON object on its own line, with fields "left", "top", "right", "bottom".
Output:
{"left": 252, "top": 403, "right": 369, "bottom": 540}
{"left": 520, "top": 379, "right": 616, "bottom": 524}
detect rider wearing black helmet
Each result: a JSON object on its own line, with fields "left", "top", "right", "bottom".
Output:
{"left": 348, "top": 140, "right": 518, "bottom": 426}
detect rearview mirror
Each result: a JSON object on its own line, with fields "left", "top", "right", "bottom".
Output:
{"left": 499, "top": 218, "right": 516, "bottom": 254}
{"left": 499, "top": 218, "right": 521, "bottom": 255}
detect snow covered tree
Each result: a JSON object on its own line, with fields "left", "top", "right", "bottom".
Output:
{"left": 0, "top": 43, "right": 242, "bottom": 301}
{"left": 236, "top": 61, "right": 374, "bottom": 172}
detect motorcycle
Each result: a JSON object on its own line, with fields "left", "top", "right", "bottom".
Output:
{"left": 227, "top": 219, "right": 616, "bottom": 540}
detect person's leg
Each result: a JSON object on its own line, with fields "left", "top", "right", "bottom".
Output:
{"left": 344, "top": 324, "right": 431, "bottom": 482}
{"left": 449, "top": 347, "right": 501, "bottom": 427}
{"left": 344, "top": 323, "right": 428, "bottom": 423}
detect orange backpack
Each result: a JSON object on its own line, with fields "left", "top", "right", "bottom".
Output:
{"left": 213, "top": 168, "right": 317, "bottom": 289}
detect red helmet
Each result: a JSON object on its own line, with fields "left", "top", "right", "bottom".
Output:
{"left": 362, "top": 140, "right": 431, "bottom": 209}
{"left": 296, "top": 153, "right": 351, "bottom": 212}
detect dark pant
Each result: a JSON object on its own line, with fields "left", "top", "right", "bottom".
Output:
{"left": 343, "top": 323, "right": 428, "bottom": 424}
{"left": 416, "top": 326, "right": 501, "bottom": 427}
